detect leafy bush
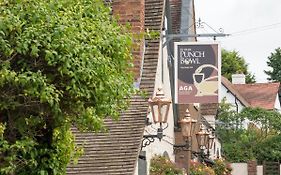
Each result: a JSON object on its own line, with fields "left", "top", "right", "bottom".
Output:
{"left": 255, "top": 135, "right": 281, "bottom": 162}
{"left": 150, "top": 155, "right": 184, "bottom": 175}
{"left": 0, "top": 0, "right": 133, "bottom": 174}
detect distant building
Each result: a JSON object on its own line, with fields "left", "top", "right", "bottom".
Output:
{"left": 201, "top": 74, "right": 280, "bottom": 160}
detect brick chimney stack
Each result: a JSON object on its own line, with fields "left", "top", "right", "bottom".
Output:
{"left": 112, "top": 0, "right": 145, "bottom": 83}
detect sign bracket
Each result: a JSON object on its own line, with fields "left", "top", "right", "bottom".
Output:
{"left": 163, "top": 33, "right": 230, "bottom": 47}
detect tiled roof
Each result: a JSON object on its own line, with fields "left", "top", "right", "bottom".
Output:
{"left": 200, "top": 103, "right": 219, "bottom": 116}
{"left": 67, "top": 96, "right": 147, "bottom": 175}
{"left": 67, "top": 0, "right": 164, "bottom": 174}
{"left": 201, "top": 78, "right": 280, "bottom": 115}
{"left": 221, "top": 77, "right": 250, "bottom": 107}
{"left": 140, "top": 0, "right": 164, "bottom": 96}
{"left": 234, "top": 82, "right": 280, "bottom": 110}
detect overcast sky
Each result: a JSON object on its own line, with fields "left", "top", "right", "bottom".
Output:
{"left": 194, "top": 0, "right": 281, "bottom": 83}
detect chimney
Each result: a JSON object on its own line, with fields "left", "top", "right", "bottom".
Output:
{"left": 232, "top": 74, "right": 246, "bottom": 84}
{"left": 112, "top": 0, "right": 145, "bottom": 83}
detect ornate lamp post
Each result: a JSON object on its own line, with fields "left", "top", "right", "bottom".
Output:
{"left": 173, "top": 109, "right": 197, "bottom": 150}
{"left": 141, "top": 87, "right": 216, "bottom": 172}
{"left": 141, "top": 88, "right": 171, "bottom": 149}
{"left": 173, "top": 110, "right": 217, "bottom": 174}
{"left": 173, "top": 108, "right": 197, "bottom": 175}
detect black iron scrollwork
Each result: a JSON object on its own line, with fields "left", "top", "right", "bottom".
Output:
{"left": 195, "top": 18, "right": 226, "bottom": 34}
{"left": 141, "top": 135, "right": 156, "bottom": 149}
{"left": 173, "top": 144, "right": 190, "bottom": 153}
{"left": 141, "top": 123, "right": 168, "bottom": 150}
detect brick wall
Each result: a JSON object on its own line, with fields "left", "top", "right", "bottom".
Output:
{"left": 248, "top": 160, "right": 257, "bottom": 175}
{"left": 169, "top": 0, "right": 181, "bottom": 34}
{"left": 112, "top": 0, "right": 145, "bottom": 82}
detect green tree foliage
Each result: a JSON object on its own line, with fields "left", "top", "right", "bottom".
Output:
{"left": 221, "top": 49, "right": 255, "bottom": 83}
{"left": 216, "top": 102, "right": 281, "bottom": 163}
{"left": 255, "top": 135, "right": 281, "bottom": 162}
{"left": 264, "top": 47, "right": 281, "bottom": 82}
{"left": 0, "top": 0, "right": 133, "bottom": 174}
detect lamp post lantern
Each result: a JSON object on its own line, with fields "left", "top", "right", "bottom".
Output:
{"left": 196, "top": 124, "right": 209, "bottom": 149}
{"left": 174, "top": 108, "right": 198, "bottom": 152}
{"left": 180, "top": 109, "right": 197, "bottom": 138}
{"left": 148, "top": 87, "right": 171, "bottom": 124}
{"left": 141, "top": 87, "right": 171, "bottom": 149}
{"left": 142, "top": 87, "right": 216, "bottom": 170}
{"left": 173, "top": 109, "right": 216, "bottom": 173}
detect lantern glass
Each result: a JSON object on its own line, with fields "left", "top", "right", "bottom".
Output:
{"left": 160, "top": 104, "right": 170, "bottom": 123}
{"left": 148, "top": 88, "right": 171, "bottom": 124}
{"left": 196, "top": 125, "right": 209, "bottom": 149}
{"left": 180, "top": 109, "right": 197, "bottom": 137}
{"left": 150, "top": 103, "right": 158, "bottom": 123}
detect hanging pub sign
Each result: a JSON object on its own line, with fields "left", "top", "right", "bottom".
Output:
{"left": 174, "top": 42, "right": 221, "bottom": 104}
